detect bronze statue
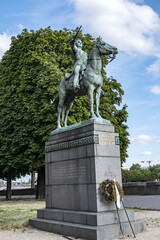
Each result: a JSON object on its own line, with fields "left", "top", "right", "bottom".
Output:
{"left": 57, "top": 31, "right": 118, "bottom": 129}
{"left": 65, "top": 26, "right": 87, "bottom": 91}
{"left": 70, "top": 38, "right": 88, "bottom": 91}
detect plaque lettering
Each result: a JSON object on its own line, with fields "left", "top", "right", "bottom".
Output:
{"left": 99, "top": 135, "right": 115, "bottom": 145}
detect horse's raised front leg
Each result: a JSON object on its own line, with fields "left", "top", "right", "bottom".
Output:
{"left": 88, "top": 86, "right": 96, "bottom": 118}
{"left": 95, "top": 87, "right": 102, "bottom": 118}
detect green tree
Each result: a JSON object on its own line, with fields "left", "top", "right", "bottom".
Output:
{"left": 122, "top": 166, "right": 154, "bottom": 182}
{"left": 141, "top": 169, "right": 153, "bottom": 182}
{"left": 127, "top": 169, "right": 141, "bottom": 182}
{"left": 149, "top": 165, "right": 160, "bottom": 181}
{"left": 0, "top": 27, "right": 129, "bottom": 199}
{"left": 130, "top": 163, "right": 141, "bottom": 171}
{"left": 122, "top": 169, "right": 130, "bottom": 182}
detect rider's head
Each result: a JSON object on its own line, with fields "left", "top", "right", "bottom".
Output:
{"left": 75, "top": 39, "right": 82, "bottom": 49}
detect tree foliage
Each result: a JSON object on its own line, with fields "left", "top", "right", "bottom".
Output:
{"left": 130, "top": 163, "right": 141, "bottom": 171}
{"left": 122, "top": 164, "right": 160, "bottom": 182}
{"left": 0, "top": 27, "right": 130, "bottom": 181}
{"left": 149, "top": 164, "right": 160, "bottom": 180}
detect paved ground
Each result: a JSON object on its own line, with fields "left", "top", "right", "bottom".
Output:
{"left": 0, "top": 195, "right": 160, "bottom": 239}
{"left": 123, "top": 195, "right": 160, "bottom": 210}
{"left": 0, "top": 210, "right": 160, "bottom": 240}
{"left": 0, "top": 195, "right": 35, "bottom": 200}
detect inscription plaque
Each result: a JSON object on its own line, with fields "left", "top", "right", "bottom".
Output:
{"left": 52, "top": 164, "right": 86, "bottom": 179}
{"left": 99, "top": 135, "right": 115, "bottom": 145}
{"left": 49, "top": 159, "right": 88, "bottom": 185}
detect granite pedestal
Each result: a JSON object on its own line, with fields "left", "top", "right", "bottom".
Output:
{"left": 30, "top": 119, "right": 145, "bottom": 240}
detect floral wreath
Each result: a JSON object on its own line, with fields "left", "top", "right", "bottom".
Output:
{"left": 100, "top": 179, "right": 124, "bottom": 202}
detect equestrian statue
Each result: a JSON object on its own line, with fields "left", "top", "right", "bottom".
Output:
{"left": 57, "top": 27, "right": 118, "bottom": 128}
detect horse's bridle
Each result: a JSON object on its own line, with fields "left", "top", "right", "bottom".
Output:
{"left": 99, "top": 44, "right": 116, "bottom": 62}
{"left": 88, "top": 44, "right": 116, "bottom": 62}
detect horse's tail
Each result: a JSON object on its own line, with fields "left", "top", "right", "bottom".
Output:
{"left": 101, "top": 89, "right": 108, "bottom": 98}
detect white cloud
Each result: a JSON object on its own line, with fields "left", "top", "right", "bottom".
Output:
{"left": 17, "top": 24, "right": 24, "bottom": 30}
{"left": 147, "top": 59, "right": 160, "bottom": 77}
{"left": 150, "top": 85, "right": 160, "bottom": 95}
{"left": 0, "top": 32, "right": 11, "bottom": 59}
{"left": 130, "top": 134, "right": 157, "bottom": 144}
{"left": 140, "top": 151, "right": 152, "bottom": 156}
{"left": 71, "top": 0, "right": 160, "bottom": 56}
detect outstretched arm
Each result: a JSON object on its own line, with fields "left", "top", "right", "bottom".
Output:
{"left": 70, "top": 39, "right": 78, "bottom": 53}
{"left": 70, "top": 25, "right": 82, "bottom": 52}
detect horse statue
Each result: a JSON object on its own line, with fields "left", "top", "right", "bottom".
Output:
{"left": 57, "top": 37, "right": 118, "bottom": 128}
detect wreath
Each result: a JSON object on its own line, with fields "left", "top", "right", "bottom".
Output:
{"left": 100, "top": 179, "right": 124, "bottom": 202}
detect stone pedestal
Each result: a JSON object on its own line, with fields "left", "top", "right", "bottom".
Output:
{"left": 30, "top": 119, "right": 145, "bottom": 240}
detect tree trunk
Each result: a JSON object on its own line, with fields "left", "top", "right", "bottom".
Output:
{"left": 6, "top": 171, "right": 12, "bottom": 200}
{"left": 31, "top": 172, "right": 35, "bottom": 188}
{"left": 36, "top": 166, "right": 45, "bottom": 200}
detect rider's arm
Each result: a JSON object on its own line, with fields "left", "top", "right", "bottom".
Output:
{"left": 70, "top": 39, "right": 78, "bottom": 53}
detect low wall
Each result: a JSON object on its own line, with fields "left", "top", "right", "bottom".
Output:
{"left": 123, "top": 181, "right": 160, "bottom": 195}
{"left": 1, "top": 182, "right": 160, "bottom": 196}
{"left": 0, "top": 188, "right": 36, "bottom": 196}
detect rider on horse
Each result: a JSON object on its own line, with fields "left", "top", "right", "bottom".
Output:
{"left": 65, "top": 26, "right": 88, "bottom": 92}
{"left": 70, "top": 38, "right": 87, "bottom": 91}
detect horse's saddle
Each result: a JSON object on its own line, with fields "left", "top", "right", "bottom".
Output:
{"left": 64, "top": 72, "right": 73, "bottom": 81}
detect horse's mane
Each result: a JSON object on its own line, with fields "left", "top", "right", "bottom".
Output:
{"left": 88, "top": 44, "right": 97, "bottom": 61}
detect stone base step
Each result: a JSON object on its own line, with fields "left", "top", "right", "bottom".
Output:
{"left": 37, "top": 208, "right": 135, "bottom": 226}
{"left": 29, "top": 217, "right": 146, "bottom": 240}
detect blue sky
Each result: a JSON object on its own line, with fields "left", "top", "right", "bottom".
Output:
{"left": 0, "top": 0, "right": 160, "bottom": 168}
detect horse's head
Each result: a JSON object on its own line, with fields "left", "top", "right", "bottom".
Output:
{"left": 96, "top": 36, "right": 118, "bottom": 61}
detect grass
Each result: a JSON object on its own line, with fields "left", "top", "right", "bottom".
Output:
{"left": 0, "top": 199, "right": 45, "bottom": 230}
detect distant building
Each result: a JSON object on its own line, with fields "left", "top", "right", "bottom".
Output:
{"left": 121, "top": 167, "right": 130, "bottom": 171}
{"left": 141, "top": 166, "right": 149, "bottom": 170}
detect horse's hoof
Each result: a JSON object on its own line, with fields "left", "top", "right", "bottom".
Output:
{"left": 91, "top": 114, "right": 97, "bottom": 119}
